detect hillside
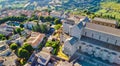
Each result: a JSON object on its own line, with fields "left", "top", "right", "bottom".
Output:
{"left": 95, "top": 1, "right": 120, "bottom": 23}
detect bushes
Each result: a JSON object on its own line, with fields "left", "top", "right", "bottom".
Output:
{"left": 10, "top": 42, "right": 34, "bottom": 61}
{"left": 17, "top": 43, "right": 33, "bottom": 59}
{"left": 22, "top": 43, "right": 34, "bottom": 53}
{"left": 20, "top": 24, "right": 24, "bottom": 28}
{"left": 54, "top": 24, "right": 62, "bottom": 30}
{"left": 45, "top": 40, "right": 59, "bottom": 55}
{"left": 0, "top": 34, "right": 6, "bottom": 40}
{"left": 14, "top": 28, "right": 24, "bottom": 35}
{"left": 0, "top": 16, "right": 27, "bottom": 24}
{"left": 54, "top": 19, "right": 60, "bottom": 25}
{"left": 32, "top": 23, "right": 48, "bottom": 33}
{"left": 18, "top": 48, "right": 30, "bottom": 59}
{"left": 10, "top": 43, "right": 18, "bottom": 50}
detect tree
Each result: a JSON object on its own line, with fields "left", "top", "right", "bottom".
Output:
{"left": 45, "top": 16, "right": 52, "bottom": 22}
{"left": 0, "top": 34, "right": 5, "bottom": 40}
{"left": 54, "top": 24, "right": 62, "bottom": 30}
{"left": 54, "top": 19, "right": 60, "bottom": 25}
{"left": 40, "top": 24, "right": 48, "bottom": 33}
{"left": 45, "top": 40, "right": 59, "bottom": 55}
{"left": 15, "top": 28, "right": 24, "bottom": 34}
{"left": 32, "top": 23, "right": 48, "bottom": 33}
{"left": 16, "top": 28, "right": 21, "bottom": 34}
{"left": 40, "top": 16, "right": 44, "bottom": 21}
{"left": 20, "top": 24, "right": 24, "bottom": 28}
{"left": 10, "top": 43, "right": 18, "bottom": 50}
{"left": 22, "top": 43, "right": 34, "bottom": 53}
{"left": 18, "top": 48, "right": 30, "bottom": 59}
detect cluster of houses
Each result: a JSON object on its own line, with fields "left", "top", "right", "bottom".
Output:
{"left": 0, "top": 9, "right": 34, "bottom": 18}
{"left": 0, "top": 27, "right": 46, "bottom": 66}
{"left": 61, "top": 14, "right": 120, "bottom": 66}
{"left": 1, "top": 9, "right": 120, "bottom": 66}
{"left": 25, "top": 46, "right": 81, "bottom": 66}
{"left": 0, "top": 21, "right": 46, "bottom": 66}
{"left": 0, "top": 9, "right": 68, "bottom": 19}
{"left": 0, "top": 9, "right": 69, "bottom": 66}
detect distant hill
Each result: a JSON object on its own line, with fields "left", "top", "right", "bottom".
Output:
{"left": 95, "top": 1, "right": 120, "bottom": 23}
{"left": 57, "top": 0, "right": 120, "bottom": 12}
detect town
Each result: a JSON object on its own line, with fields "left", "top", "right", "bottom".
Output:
{"left": 0, "top": 9, "right": 120, "bottom": 66}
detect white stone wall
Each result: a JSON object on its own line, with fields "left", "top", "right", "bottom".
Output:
{"left": 60, "top": 34, "right": 67, "bottom": 43}
{"left": 63, "top": 38, "right": 78, "bottom": 57}
{"left": 70, "top": 25, "right": 83, "bottom": 39}
{"left": 63, "top": 23, "right": 71, "bottom": 34}
{"left": 79, "top": 41, "right": 120, "bottom": 64}
{"left": 83, "top": 29, "right": 120, "bottom": 46}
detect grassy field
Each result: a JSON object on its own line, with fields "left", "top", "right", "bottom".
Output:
{"left": 100, "top": 2, "right": 120, "bottom": 12}
{"left": 95, "top": 2, "right": 120, "bottom": 22}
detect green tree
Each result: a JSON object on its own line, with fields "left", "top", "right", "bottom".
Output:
{"left": 20, "top": 24, "right": 24, "bottom": 28}
{"left": 22, "top": 43, "right": 34, "bottom": 53}
{"left": 18, "top": 48, "right": 30, "bottom": 59}
{"left": 15, "top": 28, "right": 24, "bottom": 34}
{"left": 54, "top": 19, "right": 60, "bottom": 25}
{"left": 40, "top": 16, "right": 44, "bottom": 21}
{"left": 32, "top": 23, "right": 48, "bottom": 33}
{"left": 54, "top": 24, "right": 62, "bottom": 30}
{"left": 0, "top": 34, "right": 5, "bottom": 40}
{"left": 10, "top": 43, "right": 18, "bottom": 50}
{"left": 45, "top": 16, "right": 52, "bottom": 22}
{"left": 45, "top": 40, "right": 59, "bottom": 55}
{"left": 40, "top": 24, "right": 48, "bottom": 33}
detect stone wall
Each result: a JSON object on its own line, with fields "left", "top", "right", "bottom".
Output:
{"left": 83, "top": 28, "right": 120, "bottom": 46}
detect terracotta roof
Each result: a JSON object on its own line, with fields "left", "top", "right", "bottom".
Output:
{"left": 26, "top": 32, "right": 45, "bottom": 48}
{"left": 93, "top": 17, "right": 116, "bottom": 24}
{"left": 85, "top": 23, "right": 120, "bottom": 37}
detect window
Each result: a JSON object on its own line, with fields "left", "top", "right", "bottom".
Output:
{"left": 99, "top": 36, "right": 101, "bottom": 40}
{"left": 107, "top": 38, "right": 109, "bottom": 42}
{"left": 111, "top": 25, "right": 113, "bottom": 27}
{"left": 85, "top": 32, "right": 87, "bottom": 36}
{"left": 79, "top": 46, "right": 81, "bottom": 50}
{"left": 92, "top": 33, "right": 94, "bottom": 37}
{"left": 115, "top": 40, "right": 117, "bottom": 45}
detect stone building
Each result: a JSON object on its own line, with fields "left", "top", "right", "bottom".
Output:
{"left": 61, "top": 16, "right": 120, "bottom": 65}
{"left": 92, "top": 17, "right": 118, "bottom": 28}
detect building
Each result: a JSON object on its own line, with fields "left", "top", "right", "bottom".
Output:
{"left": 24, "top": 22, "right": 36, "bottom": 29}
{"left": 0, "top": 57, "right": 4, "bottom": 66}
{"left": 0, "top": 25, "right": 13, "bottom": 37}
{"left": 56, "top": 61, "right": 73, "bottom": 66}
{"left": 2, "top": 52, "right": 17, "bottom": 66}
{"left": 26, "top": 47, "right": 51, "bottom": 66}
{"left": 92, "top": 17, "right": 118, "bottom": 28}
{"left": 61, "top": 16, "right": 120, "bottom": 65}
{"left": 50, "top": 11, "right": 63, "bottom": 18}
{"left": 35, "top": 11, "right": 49, "bottom": 17}
{"left": 35, "top": 51, "right": 51, "bottom": 66}
{"left": 0, "top": 41, "right": 12, "bottom": 56}
{"left": 26, "top": 32, "right": 45, "bottom": 48}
